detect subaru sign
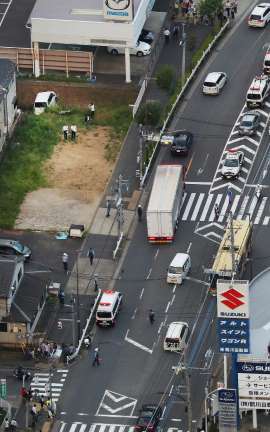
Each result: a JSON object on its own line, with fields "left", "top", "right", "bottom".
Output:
{"left": 218, "top": 388, "right": 237, "bottom": 432}
{"left": 104, "top": 0, "right": 133, "bottom": 21}
{"left": 237, "top": 361, "right": 270, "bottom": 409}
{"left": 217, "top": 281, "right": 250, "bottom": 353}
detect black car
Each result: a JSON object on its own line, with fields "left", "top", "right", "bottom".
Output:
{"left": 170, "top": 131, "right": 193, "bottom": 156}
{"left": 139, "top": 29, "right": 155, "bottom": 44}
{"left": 135, "top": 404, "right": 162, "bottom": 432}
{"left": 238, "top": 111, "right": 261, "bottom": 136}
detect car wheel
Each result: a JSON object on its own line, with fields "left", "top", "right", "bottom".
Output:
{"left": 111, "top": 49, "right": 118, "bottom": 55}
{"left": 137, "top": 51, "right": 143, "bottom": 57}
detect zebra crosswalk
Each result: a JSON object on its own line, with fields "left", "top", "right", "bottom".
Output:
{"left": 180, "top": 191, "right": 270, "bottom": 226}
{"left": 30, "top": 368, "right": 68, "bottom": 402}
{"left": 58, "top": 423, "right": 184, "bottom": 432}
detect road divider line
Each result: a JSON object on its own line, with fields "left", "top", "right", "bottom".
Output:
{"left": 173, "top": 284, "right": 177, "bottom": 293}
{"left": 154, "top": 249, "right": 159, "bottom": 260}
{"left": 158, "top": 322, "right": 163, "bottom": 334}
{"left": 146, "top": 268, "right": 152, "bottom": 280}
{"left": 169, "top": 385, "right": 174, "bottom": 397}
{"left": 171, "top": 294, "right": 175, "bottom": 306}
{"left": 131, "top": 308, "right": 137, "bottom": 319}
{"left": 187, "top": 242, "right": 192, "bottom": 254}
{"left": 125, "top": 332, "right": 153, "bottom": 354}
{"left": 165, "top": 301, "right": 170, "bottom": 313}
{"left": 140, "top": 288, "right": 144, "bottom": 299}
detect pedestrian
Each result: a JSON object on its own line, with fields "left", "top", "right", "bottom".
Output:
{"left": 137, "top": 204, "right": 143, "bottom": 222}
{"left": 10, "top": 419, "right": 18, "bottom": 432}
{"left": 149, "top": 309, "right": 155, "bottom": 324}
{"left": 172, "top": 24, "right": 179, "bottom": 38}
{"left": 232, "top": 0, "right": 237, "bottom": 13}
{"left": 92, "top": 347, "right": 100, "bottom": 366}
{"left": 106, "top": 199, "right": 111, "bottom": 217}
{"left": 230, "top": 8, "right": 235, "bottom": 19}
{"left": 88, "top": 247, "right": 95, "bottom": 265}
{"left": 70, "top": 125, "right": 77, "bottom": 141}
{"left": 227, "top": 187, "right": 233, "bottom": 204}
{"left": 89, "top": 102, "right": 95, "bottom": 119}
{"left": 225, "top": 0, "right": 231, "bottom": 18}
{"left": 39, "top": 394, "right": 45, "bottom": 410}
{"left": 30, "top": 404, "right": 38, "bottom": 427}
{"left": 62, "top": 125, "right": 69, "bottom": 141}
{"left": 163, "top": 28, "right": 171, "bottom": 43}
{"left": 4, "top": 418, "right": 9, "bottom": 431}
{"left": 58, "top": 289, "right": 65, "bottom": 305}
{"left": 84, "top": 112, "right": 91, "bottom": 124}
{"left": 62, "top": 252, "right": 69, "bottom": 272}
{"left": 214, "top": 204, "right": 220, "bottom": 219}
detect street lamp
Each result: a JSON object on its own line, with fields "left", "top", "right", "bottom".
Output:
{"left": 204, "top": 388, "right": 219, "bottom": 432}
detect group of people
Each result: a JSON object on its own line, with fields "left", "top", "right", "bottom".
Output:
{"left": 62, "top": 125, "right": 77, "bottom": 141}
{"left": 62, "top": 247, "right": 95, "bottom": 273}
{"left": 4, "top": 418, "right": 17, "bottom": 432}
{"left": 30, "top": 397, "right": 57, "bottom": 426}
{"left": 30, "top": 341, "right": 59, "bottom": 361}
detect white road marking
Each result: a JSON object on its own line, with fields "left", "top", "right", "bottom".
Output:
{"left": 158, "top": 322, "right": 163, "bottom": 334}
{"left": 131, "top": 308, "right": 137, "bottom": 319}
{"left": 186, "top": 242, "right": 192, "bottom": 254}
{"left": 146, "top": 268, "right": 152, "bottom": 279}
{"left": 165, "top": 301, "right": 170, "bottom": 313}
{"left": 218, "top": 196, "right": 230, "bottom": 222}
{"left": 199, "top": 194, "right": 214, "bottom": 221}
{"left": 185, "top": 181, "right": 212, "bottom": 185}
{"left": 190, "top": 193, "right": 204, "bottom": 220}
{"left": 139, "top": 288, "right": 144, "bottom": 299}
{"left": 182, "top": 192, "right": 196, "bottom": 220}
{"left": 230, "top": 194, "right": 241, "bottom": 216}
{"left": 0, "top": 0, "right": 12, "bottom": 27}
{"left": 246, "top": 196, "right": 257, "bottom": 218}
{"left": 172, "top": 284, "right": 176, "bottom": 293}
{"left": 125, "top": 330, "right": 153, "bottom": 354}
{"left": 171, "top": 294, "right": 175, "bottom": 306}
{"left": 254, "top": 197, "right": 267, "bottom": 224}
{"left": 96, "top": 391, "right": 137, "bottom": 418}
{"left": 169, "top": 385, "right": 174, "bottom": 397}
{"left": 236, "top": 195, "right": 249, "bottom": 219}
{"left": 263, "top": 216, "right": 270, "bottom": 225}
{"left": 154, "top": 249, "right": 159, "bottom": 260}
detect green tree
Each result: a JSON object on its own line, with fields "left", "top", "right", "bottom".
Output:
{"left": 156, "top": 65, "right": 176, "bottom": 93}
{"left": 198, "top": 0, "right": 223, "bottom": 19}
{"left": 135, "top": 101, "right": 162, "bottom": 127}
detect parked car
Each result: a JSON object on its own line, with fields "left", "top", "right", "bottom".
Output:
{"left": 139, "top": 29, "right": 155, "bottom": 44}
{"left": 0, "top": 239, "right": 32, "bottom": 260}
{"left": 238, "top": 111, "right": 261, "bottom": 135}
{"left": 34, "top": 91, "right": 57, "bottom": 115}
{"left": 170, "top": 130, "right": 193, "bottom": 156}
{"left": 248, "top": 3, "right": 270, "bottom": 27}
{"left": 135, "top": 405, "right": 162, "bottom": 432}
{"left": 203, "top": 72, "right": 227, "bottom": 95}
{"left": 221, "top": 150, "right": 244, "bottom": 179}
{"left": 107, "top": 41, "right": 151, "bottom": 56}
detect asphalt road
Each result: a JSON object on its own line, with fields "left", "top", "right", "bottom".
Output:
{"left": 54, "top": 6, "right": 270, "bottom": 432}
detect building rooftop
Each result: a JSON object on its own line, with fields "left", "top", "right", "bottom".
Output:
{"left": 30, "top": 0, "right": 141, "bottom": 22}
{"left": 0, "top": 59, "right": 16, "bottom": 103}
{"left": 0, "top": 258, "right": 19, "bottom": 297}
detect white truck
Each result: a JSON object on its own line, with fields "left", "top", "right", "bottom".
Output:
{"left": 146, "top": 164, "right": 184, "bottom": 243}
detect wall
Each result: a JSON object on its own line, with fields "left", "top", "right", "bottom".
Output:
{"left": 0, "top": 100, "right": 5, "bottom": 152}
{"left": 0, "top": 322, "right": 28, "bottom": 347}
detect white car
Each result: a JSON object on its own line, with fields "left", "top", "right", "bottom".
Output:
{"left": 34, "top": 91, "right": 57, "bottom": 115}
{"left": 248, "top": 3, "right": 270, "bottom": 27}
{"left": 221, "top": 150, "right": 244, "bottom": 179}
{"left": 107, "top": 41, "right": 151, "bottom": 57}
{"left": 203, "top": 72, "right": 227, "bottom": 95}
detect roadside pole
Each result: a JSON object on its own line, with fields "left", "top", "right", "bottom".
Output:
{"left": 180, "top": 23, "right": 186, "bottom": 89}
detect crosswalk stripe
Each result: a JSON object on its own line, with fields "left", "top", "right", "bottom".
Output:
{"left": 70, "top": 424, "right": 79, "bottom": 432}
{"left": 263, "top": 216, "right": 270, "bottom": 225}
{"left": 254, "top": 197, "right": 267, "bottom": 224}
{"left": 200, "top": 194, "right": 214, "bottom": 221}
{"left": 236, "top": 196, "right": 249, "bottom": 219}
{"left": 190, "top": 193, "right": 204, "bottom": 221}
{"left": 182, "top": 192, "right": 196, "bottom": 220}
{"left": 209, "top": 194, "right": 223, "bottom": 221}
{"left": 79, "top": 426, "right": 87, "bottom": 432}
{"left": 231, "top": 195, "right": 241, "bottom": 216}
{"left": 218, "top": 196, "right": 229, "bottom": 222}
{"left": 247, "top": 196, "right": 257, "bottom": 218}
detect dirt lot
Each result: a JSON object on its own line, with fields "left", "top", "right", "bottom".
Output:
{"left": 15, "top": 127, "right": 116, "bottom": 231}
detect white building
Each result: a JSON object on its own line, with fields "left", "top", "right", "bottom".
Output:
{"left": 29, "top": 0, "right": 156, "bottom": 82}
{"left": 0, "top": 59, "right": 17, "bottom": 153}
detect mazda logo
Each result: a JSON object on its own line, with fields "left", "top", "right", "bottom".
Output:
{"left": 221, "top": 288, "right": 245, "bottom": 310}
{"left": 105, "top": 0, "right": 130, "bottom": 10}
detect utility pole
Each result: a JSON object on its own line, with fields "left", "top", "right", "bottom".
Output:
{"left": 76, "top": 259, "right": 81, "bottom": 343}
{"left": 180, "top": 23, "right": 186, "bottom": 88}
{"left": 185, "top": 367, "right": 192, "bottom": 432}
{"left": 228, "top": 210, "right": 236, "bottom": 282}
{"left": 114, "top": 174, "right": 128, "bottom": 239}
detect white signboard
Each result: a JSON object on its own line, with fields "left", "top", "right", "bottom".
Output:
{"left": 217, "top": 280, "right": 249, "bottom": 319}
{"left": 237, "top": 361, "right": 270, "bottom": 409}
{"left": 104, "top": 0, "right": 133, "bottom": 21}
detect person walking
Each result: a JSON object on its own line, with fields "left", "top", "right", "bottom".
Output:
{"left": 70, "top": 125, "right": 77, "bottom": 141}
{"left": 90, "top": 103, "right": 95, "bottom": 119}
{"left": 106, "top": 199, "right": 111, "bottom": 217}
{"left": 149, "top": 309, "right": 155, "bottom": 324}
{"left": 163, "top": 28, "right": 171, "bottom": 43}
{"left": 30, "top": 404, "right": 38, "bottom": 427}
{"left": 137, "top": 205, "right": 143, "bottom": 222}
{"left": 214, "top": 204, "right": 220, "bottom": 220}
{"left": 62, "top": 125, "right": 69, "bottom": 140}
{"left": 62, "top": 253, "right": 69, "bottom": 272}
{"left": 92, "top": 347, "right": 100, "bottom": 366}
{"left": 88, "top": 247, "right": 95, "bottom": 266}
{"left": 10, "top": 419, "right": 18, "bottom": 432}
{"left": 172, "top": 24, "right": 179, "bottom": 38}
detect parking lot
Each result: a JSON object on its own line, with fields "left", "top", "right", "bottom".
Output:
{"left": 0, "top": 0, "right": 35, "bottom": 47}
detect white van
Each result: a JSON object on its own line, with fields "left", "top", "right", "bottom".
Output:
{"left": 167, "top": 253, "right": 191, "bottom": 284}
{"left": 163, "top": 322, "right": 189, "bottom": 352}
{"left": 34, "top": 91, "right": 57, "bottom": 115}
{"left": 263, "top": 50, "right": 270, "bottom": 74}
{"left": 96, "top": 290, "right": 122, "bottom": 327}
{"left": 246, "top": 75, "right": 270, "bottom": 108}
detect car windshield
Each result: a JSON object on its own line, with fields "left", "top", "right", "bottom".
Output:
{"left": 14, "top": 242, "right": 24, "bottom": 253}
{"left": 265, "top": 60, "right": 270, "bottom": 66}
{"left": 169, "top": 266, "right": 182, "bottom": 274}
{"left": 34, "top": 102, "right": 47, "bottom": 108}
{"left": 97, "top": 312, "right": 111, "bottom": 318}
{"left": 174, "top": 135, "right": 187, "bottom": 144}
{"left": 241, "top": 117, "right": 254, "bottom": 127}
{"left": 204, "top": 81, "right": 216, "bottom": 87}
{"left": 224, "top": 158, "right": 238, "bottom": 167}
{"left": 250, "top": 14, "right": 262, "bottom": 20}
{"left": 247, "top": 94, "right": 261, "bottom": 100}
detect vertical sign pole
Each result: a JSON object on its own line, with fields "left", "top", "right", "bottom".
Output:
{"left": 232, "top": 353, "right": 240, "bottom": 430}
{"left": 224, "top": 354, "right": 228, "bottom": 388}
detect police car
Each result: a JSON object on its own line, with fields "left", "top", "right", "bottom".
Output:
{"left": 221, "top": 150, "right": 244, "bottom": 179}
{"left": 246, "top": 75, "right": 270, "bottom": 108}
{"left": 96, "top": 290, "right": 123, "bottom": 327}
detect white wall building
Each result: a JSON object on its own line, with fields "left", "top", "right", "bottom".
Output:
{"left": 29, "top": 0, "right": 156, "bottom": 82}
{"left": 0, "top": 59, "right": 17, "bottom": 153}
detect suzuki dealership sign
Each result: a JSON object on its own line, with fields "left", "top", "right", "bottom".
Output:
{"left": 237, "top": 361, "right": 270, "bottom": 409}
{"left": 217, "top": 280, "right": 250, "bottom": 353}
{"left": 104, "top": 0, "right": 134, "bottom": 21}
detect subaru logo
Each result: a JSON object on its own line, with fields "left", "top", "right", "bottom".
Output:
{"left": 242, "top": 364, "right": 254, "bottom": 372}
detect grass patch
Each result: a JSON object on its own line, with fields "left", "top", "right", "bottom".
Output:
{"left": 0, "top": 103, "right": 131, "bottom": 228}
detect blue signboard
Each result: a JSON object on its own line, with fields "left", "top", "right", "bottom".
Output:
{"left": 217, "top": 318, "right": 250, "bottom": 353}
{"left": 218, "top": 388, "right": 237, "bottom": 432}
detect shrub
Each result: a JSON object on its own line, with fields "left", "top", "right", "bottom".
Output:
{"left": 135, "top": 101, "right": 163, "bottom": 127}
{"left": 156, "top": 65, "right": 176, "bottom": 92}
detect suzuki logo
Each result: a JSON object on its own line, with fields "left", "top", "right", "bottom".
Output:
{"left": 221, "top": 288, "right": 245, "bottom": 310}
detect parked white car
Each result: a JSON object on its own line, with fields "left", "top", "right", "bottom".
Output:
{"left": 107, "top": 41, "right": 151, "bottom": 56}
{"left": 248, "top": 3, "right": 270, "bottom": 27}
{"left": 203, "top": 72, "right": 227, "bottom": 95}
{"left": 34, "top": 91, "right": 57, "bottom": 115}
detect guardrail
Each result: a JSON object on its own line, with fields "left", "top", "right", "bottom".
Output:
{"left": 140, "top": 19, "right": 229, "bottom": 189}
{"left": 66, "top": 290, "right": 101, "bottom": 363}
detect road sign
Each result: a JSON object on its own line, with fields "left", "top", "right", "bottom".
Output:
{"left": 0, "top": 378, "right": 7, "bottom": 399}
{"left": 217, "top": 280, "right": 250, "bottom": 353}
{"left": 237, "top": 361, "right": 270, "bottom": 409}
{"left": 218, "top": 388, "right": 237, "bottom": 432}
